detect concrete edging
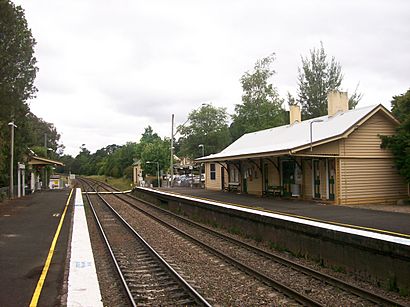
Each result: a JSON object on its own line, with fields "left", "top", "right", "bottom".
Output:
{"left": 67, "top": 188, "right": 103, "bottom": 306}
{"left": 133, "top": 187, "right": 410, "bottom": 294}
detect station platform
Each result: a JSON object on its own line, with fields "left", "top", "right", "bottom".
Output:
{"left": 0, "top": 188, "right": 102, "bottom": 307}
{"left": 160, "top": 187, "right": 410, "bottom": 237}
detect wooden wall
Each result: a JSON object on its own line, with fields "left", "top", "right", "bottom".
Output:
{"left": 205, "top": 162, "right": 228, "bottom": 191}
{"left": 337, "top": 111, "right": 407, "bottom": 204}
{"left": 204, "top": 111, "right": 408, "bottom": 204}
{"left": 338, "top": 159, "right": 407, "bottom": 205}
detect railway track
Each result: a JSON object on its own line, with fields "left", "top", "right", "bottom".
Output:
{"left": 80, "top": 177, "right": 409, "bottom": 306}
{"left": 117, "top": 194, "right": 407, "bottom": 307}
{"left": 79, "top": 178, "right": 318, "bottom": 306}
{"left": 81, "top": 179, "right": 211, "bottom": 306}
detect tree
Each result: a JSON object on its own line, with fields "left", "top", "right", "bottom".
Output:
{"left": 0, "top": 0, "right": 38, "bottom": 109}
{"left": 381, "top": 89, "right": 410, "bottom": 183}
{"left": 297, "top": 42, "right": 362, "bottom": 120}
{"left": 55, "top": 154, "right": 75, "bottom": 174}
{"left": 139, "top": 126, "right": 161, "bottom": 144}
{"left": 231, "top": 53, "right": 287, "bottom": 141}
{"left": 0, "top": 1, "right": 41, "bottom": 187}
{"left": 178, "top": 103, "right": 231, "bottom": 157}
{"left": 140, "top": 138, "right": 170, "bottom": 178}
{"left": 71, "top": 145, "right": 92, "bottom": 175}
{"left": 135, "top": 125, "right": 161, "bottom": 158}
{"left": 92, "top": 143, "right": 138, "bottom": 178}
{"left": 65, "top": 127, "right": 168, "bottom": 180}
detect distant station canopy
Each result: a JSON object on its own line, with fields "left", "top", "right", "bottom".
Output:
{"left": 28, "top": 156, "right": 64, "bottom": 168}
{"left": 28, "top": 156, "right": 64, "bottom": 192}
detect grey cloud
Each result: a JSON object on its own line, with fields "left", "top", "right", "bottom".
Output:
{"left": 15, "top": 0, "right": 410, "bottom": 156}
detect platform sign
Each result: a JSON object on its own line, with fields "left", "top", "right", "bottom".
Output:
{"left": 49, "top": 178, "right": 61, "bottom": 189}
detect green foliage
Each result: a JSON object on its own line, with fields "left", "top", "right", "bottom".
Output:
{"left": 381, "top": 89, "right": 410, "bottom": 183}
{"left": 140, "top": 138, "right": 170, "bottom": 176}
{"left": 0, "top": 2, "right": 65, "bottom": 187}
{"left": 139, "top": 126, "right": 161, "bottom": 144}
{"left": 297, "top": 42, "right": 362, "bottom": 120}
{"left": 55, "top": 154, "right": 75, "bottom": 173}
{"left": 71, "top": 145, "right": 91, "bottom": 175}
{"left": 70, "top": 142, "right": 140, "bottom": 178}
{"left": 67, "top": 126, "right": 170, "bottom": 180}
{"left": 87, "top": 175, "right": 132, "bottom": 191}
{"left": 0, "top": 0, "right": 38, "bottom": 105}
{"left": 130, "top": 126, "right": 170, "bottom": 176}
{"left": 178, "top": 103, "right": 231, "bottom": 157}
{"left": 231, "top": 53, "right": 287, "bottom": 140}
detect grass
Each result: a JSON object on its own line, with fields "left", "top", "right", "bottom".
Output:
{"left": 86, "top": 175, "right": 133, "bottom": 191}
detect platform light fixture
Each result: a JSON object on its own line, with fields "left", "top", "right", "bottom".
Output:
{"left": 8, "top": 121, "right": 17, "bottom": 198}
{"left": 198, "top": 144, "right": 204, "bottom": 188}
{"left": 170, "top": 114, "right": 189, "bottom": 187}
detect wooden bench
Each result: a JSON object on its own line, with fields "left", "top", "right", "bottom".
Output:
{"left": 266, "top": 185, "right": 283, "bottom": 197}
{"left": 227, "top": 182, "right": 240, "bottom": 192}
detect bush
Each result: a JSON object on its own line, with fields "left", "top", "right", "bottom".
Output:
{"left": 0, "top": 191, "right": 7, "bottom": 202}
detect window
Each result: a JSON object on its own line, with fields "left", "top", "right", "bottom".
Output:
{"left": 210, "top": 163, "right": 216, "bottom": 180}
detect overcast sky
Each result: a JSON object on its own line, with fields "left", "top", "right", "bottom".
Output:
{"left": 14, "top": 0, "right": 410, "bottom": 156}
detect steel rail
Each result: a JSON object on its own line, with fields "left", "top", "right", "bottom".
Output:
{"left": 80, "top": 178, "right": 211, "bottom": 307}
{"left": 120, "top": 193, "right": 406, "bottom": 307}
{"left": 79, "top": 178, "right": 137, "bottom": 306}
{"left": 81, "top": 181, "right": 137, "bottom": 307}
{"left": 96, "top": 193, "right": 322, "bottom": 306}
{"left": 86, "top": 177, "right": 407, "bottom": 307}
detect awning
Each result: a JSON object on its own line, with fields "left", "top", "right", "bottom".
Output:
{"left": 28, "top": 156, "right": 64, "bottom": 166}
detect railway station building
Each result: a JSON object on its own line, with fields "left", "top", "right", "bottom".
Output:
{"left": 28, "top": 156, "right": 64, "bottom": 192}
{"left": 197, "top": 91, "right": 408, "bottom": 205}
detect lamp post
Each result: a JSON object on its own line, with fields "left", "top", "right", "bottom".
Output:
{"left": 44, "top": 132, "right": 53, "bottom": 189}
{"left": 8, "top": 121, "right": 17, "bottom": 199}
{"left": 310, "top": 119, "right": 324, "bottom": 151}
{"left": 170, "top": 114, "right": 189, "bottom": 187}
{"left": 146, "top": 161, "right": 160, "bottom": 188}
{"left": 198, "top": 144, "right": 204, "bottom": 188}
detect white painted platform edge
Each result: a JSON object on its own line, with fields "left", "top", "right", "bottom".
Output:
{"left": 137, "top": 187, "right": 410, "bottom": 247}
{"left": 67, "top": 188, "right": 103, "bottom": 307}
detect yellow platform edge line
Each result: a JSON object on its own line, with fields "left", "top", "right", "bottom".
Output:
{"left": 29, "top": 188, "right": 74, "bottom": 307}
{"left": 159, "top": 190, "right": 410, "bottom": 239}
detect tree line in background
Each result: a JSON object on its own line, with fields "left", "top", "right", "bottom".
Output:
{"left": 63, "top": 44, "right": 366, "bottom": 180}
{"left": 58, "top": 126, "right": 171, "bottom": 180}
{"left": 2, "top": 1, "right": 408, "bottom": 185}
{"left": 65, "top": 47, "right": 408, "bottom": 183}
{"left": 0, "top": 0, "right": 62, "bottom": 188}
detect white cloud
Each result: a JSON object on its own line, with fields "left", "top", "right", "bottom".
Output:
{"left": 15, "top": 0, "right": 410, "bottom": 156}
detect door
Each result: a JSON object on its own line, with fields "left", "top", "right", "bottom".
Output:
{"left": 242, "top": 178, "right": 247, "bottom": 193}
{"left": 282, "top": 160, "right": 295, "bottom": 197}
{"left": 221, "top": 166, "right": 225, "bottom": 190}
{"left": 313, "top": 159, "right": 321, "bottom": 198}
{"left": 327, "top": 159, "right": 335, "bottom": 200}
{"left": 263, "top": 163, "right": 269, "bottom": 193}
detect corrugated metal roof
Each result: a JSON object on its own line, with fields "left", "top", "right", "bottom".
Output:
{"left": 28, "top": 156, "right": 64, "bottom": 166}
{"left": 198, "top": 104, "right": 383, "bottom": 161}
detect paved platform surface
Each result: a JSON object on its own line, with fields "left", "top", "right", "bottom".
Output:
{"left": 0, "top": 190, "right": 73, "bottom": 307}
{"left": 67, "top": 188, "right": 102, "bottom": 306}
{"left": 160, "top": 187, "right": 410, "bottom": 236}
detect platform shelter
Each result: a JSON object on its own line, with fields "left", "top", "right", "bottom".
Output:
{"left": 197, "top": 91, "right": 408, "bottom": 205}
{"left": 27, "top": 156, "right": 64, "bottom": 193}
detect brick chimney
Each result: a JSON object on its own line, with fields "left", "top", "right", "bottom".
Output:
{"left": 327, "top": 90, "right": 348, "bottom": 116}
{"left": 289, "top": 104, "right": 301, "bottom": 124}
